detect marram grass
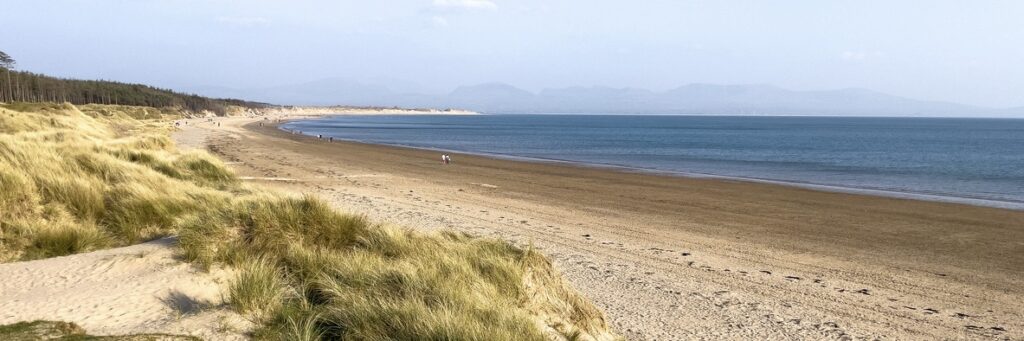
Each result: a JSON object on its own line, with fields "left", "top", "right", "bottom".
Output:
{"left": 0, "top": 102, "right": 239, "bottom": 260}
{"left": 0, "top": 102, "right": 620, "bottom": 340}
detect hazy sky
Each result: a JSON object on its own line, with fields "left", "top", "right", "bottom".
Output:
{"left": 2, "top": 0, "right": 1022, "bottom": 107}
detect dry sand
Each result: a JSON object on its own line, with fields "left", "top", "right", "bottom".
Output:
{"left": 187, "top": 114, "right": 1022, "bottom": 340}
{"left": 0, "top": 238, "right": 251, "bottom": 339}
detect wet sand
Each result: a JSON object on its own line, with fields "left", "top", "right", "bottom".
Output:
{"left": 188, "top": 116, "right": 1023, "bottom": 339}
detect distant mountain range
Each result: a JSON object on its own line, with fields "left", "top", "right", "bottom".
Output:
{"left": 188, "top": 78, "right": 1024, "bottom": 117}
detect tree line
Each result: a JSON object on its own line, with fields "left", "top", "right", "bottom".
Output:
{"left": 0, "top": 50, "right": 267, "bottom": 115}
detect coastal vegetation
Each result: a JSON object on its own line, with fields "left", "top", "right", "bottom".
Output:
{"left": 0, "top": 101, "right": 618, "bottom": 339}
{"left": 0, "top": 50, "right": 266, "bottom": 115}
{"left": 0, "top": 320, "right": 199, "bottom": 340}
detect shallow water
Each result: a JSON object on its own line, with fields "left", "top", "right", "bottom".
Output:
{"left": 283, "top": 114, "right": 1024, "bottom": 208}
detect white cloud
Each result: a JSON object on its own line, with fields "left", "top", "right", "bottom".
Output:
{"left": 432, "top": 16, "right": 449, "bottom": 27}
{"left": 432, "top": 0, "right": 497, "bottom": 11}
{"left": 216, "top": 16, "right": 270, "bottom": 27}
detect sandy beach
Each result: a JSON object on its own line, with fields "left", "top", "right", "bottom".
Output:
{"left": 5, "top": 2, "right": 1021, "bottom": 339}
{"left": 177, "top": 114, "right": 1023, "bottom": 340}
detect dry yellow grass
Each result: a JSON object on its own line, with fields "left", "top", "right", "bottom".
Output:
{"left": 0, "top": 102, "right": 619, "bottom": 340}
{"left": 0, "top": 102, "right": 240, "bottom": 261}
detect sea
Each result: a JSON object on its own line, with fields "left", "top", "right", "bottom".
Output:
{"left": 281, "top": 114, "right": 1024, "bottom": 209}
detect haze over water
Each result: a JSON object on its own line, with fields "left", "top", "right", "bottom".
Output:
{"left": 283, "top": 115, "right": 1024, "bottom": 209}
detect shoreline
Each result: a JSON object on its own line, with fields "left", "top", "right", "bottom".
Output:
{"left": 278, "top": 118, "right": 1024, "bottom": 211}
{"left": 189, "top": 115, "right": 1023, "bottom": 339}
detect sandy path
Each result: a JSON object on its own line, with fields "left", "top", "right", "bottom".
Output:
{"left": 0, "top": 238, "right": 251, "bottom": 339}
{"left": 183, "top": 116, "right": 1022, "bottom": 340}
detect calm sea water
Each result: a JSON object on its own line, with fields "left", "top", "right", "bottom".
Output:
{"left": 282, "top": 115, "right": 1024, "bottom": 209}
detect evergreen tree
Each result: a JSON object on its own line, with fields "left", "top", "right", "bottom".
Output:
{"left": 0, "top": 50, "right": 266, "bottom": 114}
{"left": 0, "top": 50, "right": 14, "bottom": 69}
{"left": 1, "top": 50, "right": 15, "bottom": 102}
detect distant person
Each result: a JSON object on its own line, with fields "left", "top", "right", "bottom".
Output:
{"left": 329, "top": 137, "right": 333, "bottom": 142}
{"left": 446, "top": 154, "right": 452, "bottom": 164}
{"left": 441, "top": 154, "right": 447, "bottom": 165}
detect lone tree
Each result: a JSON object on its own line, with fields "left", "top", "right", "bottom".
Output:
{"left": 0, "top": 50, "right": 14, "bottom": 70}
{"left": 1, "top": 50, "right": 14, "bottom": 102}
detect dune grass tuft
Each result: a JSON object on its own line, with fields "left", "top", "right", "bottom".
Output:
{"left": 182, "top": 195, "right": 619, "bottom": 340}
{"left": 0, "top": 320, "right": 201, "bottom": 340}
{"left": 229, "top": 258, "right": 287, "bottom": 324}
{"left": 25, "top": 223, "right": 111, "bottom": 259}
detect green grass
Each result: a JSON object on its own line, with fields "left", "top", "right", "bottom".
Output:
{"left": 0, "top": 320, "right": 199, "bottom": 340}
{"left": 24, "top": 223, "right": 111, "bottom": 259}
{"left": 229, "top": 258, "right": 287, "bottom": 323}
{"left": 0, "top": 103, "right": 620, "bottom": 340}
{"left": 179, "top": 195, "right": 618, "bottom": 340}
{"left": 0, "top": 103, "right": 243, "bottom": 260}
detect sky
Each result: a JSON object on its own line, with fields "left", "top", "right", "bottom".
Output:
{"left": 1, "top": 0, "right": 1023, "bottom": 108}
